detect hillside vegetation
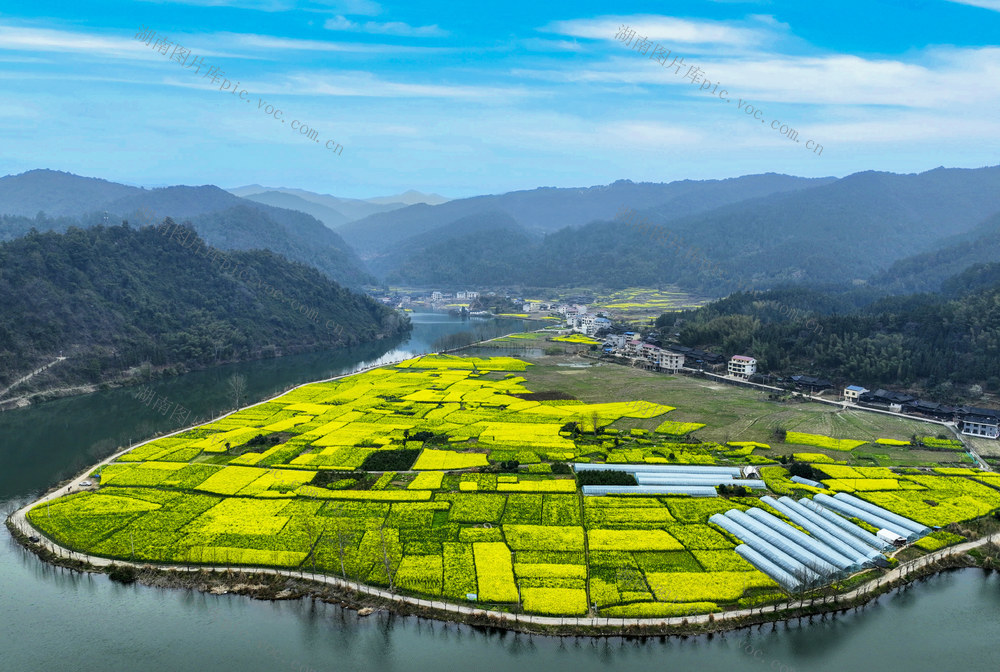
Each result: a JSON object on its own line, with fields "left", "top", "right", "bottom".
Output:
{"left": 0, "top": 224, "right": 409, "bottom": 391}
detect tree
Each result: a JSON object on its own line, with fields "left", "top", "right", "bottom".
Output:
{"left": 228, "top": 373, "right": 247, "bottom": 410}
{"left": 379, "top": 526, "right": 399, "bottom": 592}
{"left": 590, "top": 410, "right": 602, "bottom": 435}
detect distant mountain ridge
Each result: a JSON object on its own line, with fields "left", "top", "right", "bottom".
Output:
{"left": 336, "top": 173, "right": 836, "bottom": 258}
{"left": 871, "top": 211, "right": 1000, "bottom": 294}
{"left": 0, "top": 170, "right": 372, "bottom": 287}
{"left": 359, "top": 166, "right": 1000, "bottom": 294}
{"left": 365, "top": 189, "right": 450, "bottom": 206}
{"left": 225, "top": 184, "right": 448, "bottom": 223}
{"left": 9, "top": 167, "right": 1000, "bottom": 298}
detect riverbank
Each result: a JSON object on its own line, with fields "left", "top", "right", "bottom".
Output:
{"left": 10, "top": 496, "right": 1000, "bottom": 638}
{"left": 0, "top": 331, "right": 410, "bottom": 413}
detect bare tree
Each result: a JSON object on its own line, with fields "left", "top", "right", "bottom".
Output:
{"left": 228, "top": 374, "right": 247, "bottom": 410}
{"left": 379, "top": 525, "right": 399, "bottom": 593}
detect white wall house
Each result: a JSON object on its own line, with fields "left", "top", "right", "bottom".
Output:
{"left": 962, "top": 416, "right": 1000, "bottom": 439}
{"left": 728, "top": 355, "right": 757, "bottom": 379}
{"left": 604, "top": 334, "right": 626, "bottom": 349}
{"left": 656, "top": 350, "right": 685, "bottom": 372}
{"left": 843, "top": 385, "right": 868, "bottom": 403}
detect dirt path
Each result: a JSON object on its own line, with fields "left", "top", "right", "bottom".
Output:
{"left": 0, "top": 356, "right": 67, "bottom": 401}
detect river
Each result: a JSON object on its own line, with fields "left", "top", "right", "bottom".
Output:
{"left": 2, "top": 313, "right": 999, "bottom": 672}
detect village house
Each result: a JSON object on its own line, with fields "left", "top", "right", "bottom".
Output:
{"left": 664, "top": 345, "right": 726, "bottom": 370}
{"left": 789, "top": 375, "right": 833, "bottom": 392}
{"left": 858, "top": 389, "right": 917, "bottom": 413}
{"left": 843, "top": 385, "right": 868, "bottom": 403}
{"left": 957, "top": 407, "right": 1000, "bottom": 439}
{"left": 655, "top": 349, "right": 685, "bottom": 372}
{"left": 728, "top": 355, "right": 757, "bottom": 379}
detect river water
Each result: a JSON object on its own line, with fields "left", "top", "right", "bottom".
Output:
{"left": 2, "top": 313, "right": 999, "bottom": 672}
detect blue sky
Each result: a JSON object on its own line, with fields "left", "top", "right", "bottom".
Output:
{"left": 1, "top": 0, "right": 999, "bottom": 198}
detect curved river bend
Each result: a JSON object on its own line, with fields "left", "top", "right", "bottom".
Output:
{"left": 3, "top": 313, "right": 999, "bottom": 672}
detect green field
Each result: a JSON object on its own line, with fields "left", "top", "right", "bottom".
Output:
{"left": 25, "top": 345, "right": 1000, "bottom": 618}
{"left": 519, "top": 362, "right": 968, "bottom": 467}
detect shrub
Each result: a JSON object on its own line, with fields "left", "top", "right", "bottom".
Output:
{"left": 550, "top": 462, "right": 572, "bottom": 474}
{"left": 108, "top": 564, "right": 138, "bottom": 584}
{"left": 360, "top": 449, "right": 419, "bottom": 471}
{"left": 787, "top": 461, "right": 819, "bottom": 480}
{"left": 576, "top": 470, "right": 637, "bottom": 487}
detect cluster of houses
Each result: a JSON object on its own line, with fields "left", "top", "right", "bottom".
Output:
{"left": 431, "top": 290, "right": 480, "bottom": 302}
{"left": 377, "top": 290, "right": 483, "bottom": 309}
{"left": 566, "top": 312, "right": 612, "bottom": 336}
{"left": 524, "top": 301, "right": 591, "bottom": 316}
{"left": 601, "top": 334, "right": 738, "bottom": 374}
{"left": 843, "top": 387, "right": 1000, "bottom": 440}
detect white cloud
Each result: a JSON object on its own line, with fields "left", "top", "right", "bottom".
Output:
{"left": 513, "top": 46, "right": 1000, "bottom": 110}
{"left": 807, "top": 111, "right": 1000, "bottom": 143}
{"left": 323, "top": 15, "right": 447, "bottom": 37}
{"left": 230, "top": 32, "right": 451, "bottom": 53}
{"left": 945, "top": 0, "right": 1000, "bottom": 11}
{"left": 520, "top": 38, "right": 585, "bottom": 52}
{"left": 0, "top": 23, "right": 140, "bottom": 55}
{"left": 543, "top": 14, "right": 775, "bottom": 48}
{"left": 284, "top": 71, "right": 530, "bottom": 100}
{"left": 0, "top": 23, "right": 231, "bottom": 59}
{"left": 131, "top": 0, "right": 383, "bottom": 13}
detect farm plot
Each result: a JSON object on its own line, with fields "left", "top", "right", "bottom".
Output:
{"left": 26, "top": 350, "right": 1000, "bottom": 617}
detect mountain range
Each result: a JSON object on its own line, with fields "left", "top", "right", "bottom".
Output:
{"left": 0, "top": 170, "right": 370, "bottom": 288}
{"left": 5, "top": 166, "right": 1000, "bottom": 297}
{"left": 337, "top": 166, "right": 1000, "bottom": 294}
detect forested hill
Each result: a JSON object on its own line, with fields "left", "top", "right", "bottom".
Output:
{"left": 367, "top": 166, "right": 1000, "bottom": 294}
{"left": 658, "top": 277, "right": 1000, "bottom": 397}
{"left": 0, "top": 224, "right": 410, "bottom": 392}
{"left": 870, "top": 212, "right": 1000, "bottom": 294}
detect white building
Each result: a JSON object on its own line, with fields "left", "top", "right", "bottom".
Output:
{"left": 603, "top": 334, "right": 627, "bottom": 350}
{"left": 581, "top": 314, "right": 611, "bottom": 336}
{"left": 656, "top": 350, "right": 685, "bottom": 372}
{"left": 962, "top": 415, "right": 1000, "bottom": 439}
{"left": 431, "top": 291, "right": 443, "bottom": 301}
{"left": 456, "top": 291, "right": 479, "bottom": 300}
{"left": 843, "top": 385, "right": 868, "bottom": 403}
{"left": 728, "top": 355, "right": 757, "bottom": 379}
{"left": 624, "top": 340, "right": 644, "bottom": 358}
